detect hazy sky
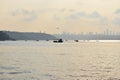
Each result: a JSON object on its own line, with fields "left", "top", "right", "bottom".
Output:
{"left": 0, "top": 0, "right": 120, "bottom": 34}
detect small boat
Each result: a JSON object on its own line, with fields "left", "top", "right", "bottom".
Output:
{"left": 53, "top": 39, "right": 63, "bottom": 43}
{"left": 75, "top": 40, "right": 79, "bottom": 42}
{"left": 46, "top": 40, "right": 49, "bottom": 41}
{"left": 36, "top": 40, "right": 39, "bottom": 41}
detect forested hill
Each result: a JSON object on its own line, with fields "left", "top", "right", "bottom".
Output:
{"left": 0, "top": 31, "right": 57, "bottom": 41}
{"left": 0, "top": 31, "right": 13, "bottom": 40}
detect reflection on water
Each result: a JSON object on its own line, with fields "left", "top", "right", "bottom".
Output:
{"left": 0, "top": 41, "right": 120, "bottom": 80}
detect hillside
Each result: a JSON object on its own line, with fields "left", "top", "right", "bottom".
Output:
{"left": 0, "top": 31, "right": 13, "bottom": 40}
{"left": 0, "top": 31, "right": 57, "bottom": 41}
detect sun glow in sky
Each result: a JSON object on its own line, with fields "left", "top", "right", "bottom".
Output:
{"left": 0, "top": 0, "right": 120, "bottom": 34}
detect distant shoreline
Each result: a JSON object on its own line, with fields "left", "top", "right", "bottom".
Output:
{"left": 0, "top": 31, "right": 57, "bottom": 41}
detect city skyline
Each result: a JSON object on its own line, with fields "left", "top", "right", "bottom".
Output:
{"left": 55, "top": 29, "right": 120, "bottom": 35}
{"left": 0, "top": 0, "right": 120, "bottom": 34}
{"left": 54, "top": 29, "right": 120, "bottom": 40}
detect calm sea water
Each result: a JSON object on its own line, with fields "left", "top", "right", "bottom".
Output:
{"left": 0, "top": 40, "right": 120, "bottom": 80}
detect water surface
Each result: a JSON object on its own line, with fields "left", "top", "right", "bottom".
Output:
{"left": 0, "top": 41, "right": 120, "bottom": 80}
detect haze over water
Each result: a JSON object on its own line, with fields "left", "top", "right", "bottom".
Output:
{"left": 0, "top": 41, "right": 120, "bottom": 80}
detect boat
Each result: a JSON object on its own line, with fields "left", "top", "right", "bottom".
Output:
{"left": 36, "top": 40, "right": 39, "bottom": 41}
{"left": 74, "top": 40, "right": 79, "bottom": 42}
{"left": 53, "top": 39, "right": 63, "bottom": 43}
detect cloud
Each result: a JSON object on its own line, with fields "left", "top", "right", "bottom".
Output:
{"left": 113, "top": 9, "right": 120, "bottom": 26}
{"left": 69, "top": 9, "right": 75, "bottom": 12}
{"left": 66, "top": 12, "right": 86, "bottom": 20}
{"left": 115, "top": 9, "right": 120, "bottom": 14}
{"left": 10, "top": 9, "right": 38, "bottom": 21}
{"left": 67, "top": 11, "right": 103, "bottom": 20}
{"left": 89, "top": 12, "right": 108, "bottom": 25}
{"left": 88, "top": 12, "right": 101, "bottom": 18}
{"left": 113, "top": 18, "right": 120, "bottom": 26}
{"left": 66, "top": 11, "right": 108, "bottom": 25}
{"left": 37, "top": 8, "right": 67, "bottom": 14}
{"left": 53, "top": 15, "right": 61, "bottom": 21}
{"left": 60, "top": 8, "right": 66, "bottom": 12}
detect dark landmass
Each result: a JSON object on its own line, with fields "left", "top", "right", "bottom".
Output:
{"left": 0, "top": 31, "right": 14, "bottom": 41}
{"left": 0, "top": 31, "right": 57, "bottom": 41}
